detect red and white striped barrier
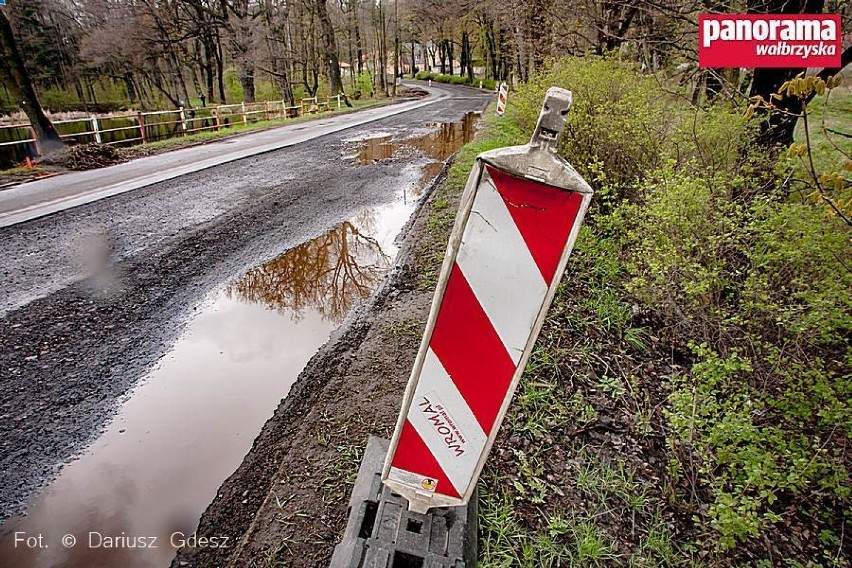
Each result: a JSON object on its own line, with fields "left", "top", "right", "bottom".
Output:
{"left": 496, "top": 82, "right": 508, "bottom": 115}
{"left": 383, "top": 87, "right": 593, "bottom": 513}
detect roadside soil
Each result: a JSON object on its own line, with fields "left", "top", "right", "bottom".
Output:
{"left": 173, "top": 148, "right": 464, "bottom": 568}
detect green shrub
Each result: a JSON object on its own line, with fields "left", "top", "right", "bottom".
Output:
{"left": 509, "top": 56, "right": 677, "bottom": 192}
{"left": 353, "top": 72, "right": 374, "bottom": 98}
{"left": 480, "top": 79, "right": 498, "bottom": 90}
{"left": 625, "top": 163, "right": 745, "bottom": 327}
{"left": 415, "top": 72, "right": 495, "bottom": 90}
{"left": 666, "top": 343, "right": 849, "bottom": 551}
{"left": 507, "top": 57, "right": 760, "bottom": 202}
{"left": 462, "top": 55, "right": 850, "bottom": 561}
{"left": 741, "top": 198, "right": 851, "bottom": 345}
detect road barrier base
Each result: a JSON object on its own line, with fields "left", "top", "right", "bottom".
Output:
{"left": 330, "top": 436, "right": 477, "bottom": 568}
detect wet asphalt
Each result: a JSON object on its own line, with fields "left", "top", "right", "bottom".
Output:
{"left": 0, "top": 83, "right": 491, "bottom": 523}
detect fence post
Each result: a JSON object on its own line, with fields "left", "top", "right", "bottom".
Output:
{"left": 91, "top": 115, "right": 102, "bottom": 144}
{"left": 179, "top": 107, "right": 187, "bottom": 137}
{"left": 337, "top": 94, "right": 341, "bottom": 109}
{"left": 264, "top": 100, "right": 270, "bottom": 121}
{"left": 213, "top": 107, "right": 221, "bottom": 131}
{"left": 28, "top": 126, "right": 42, "bottom": 157}
{"left": 241, "top": 101, "right": 247, "bottom": 125}
{"left": 137, "top": 112, "right": 147, "bottom": 144}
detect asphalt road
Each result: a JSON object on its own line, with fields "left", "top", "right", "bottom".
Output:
{"left": 0, "top": 82, "right": 492, "bottom": 522}
{"left": 0, "top": 88, "right": 450, "bottom": 228}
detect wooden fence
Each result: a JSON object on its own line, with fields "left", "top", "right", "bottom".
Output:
{"left": 0, "top": 95, "right": 343, "bottom": 166}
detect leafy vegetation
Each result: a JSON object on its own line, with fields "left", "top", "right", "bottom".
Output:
{"left": 414, "top": 71, "right": 498, "bottom": 90}
{"left": 467, "top": 56, "right": 850, "bottom": 565}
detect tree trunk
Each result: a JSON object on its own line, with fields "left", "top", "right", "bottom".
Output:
{"left": 316, "top": 0, "right": 343, "bottom": 95}
{"left": 122, "top": 67, "right": 138, "bottom": 104}
{"left": 391, "top": 0, "right": 398, "bottom": 97}
{"left": 750, "top": 45, "right": 850, "bottom": 146}
{"left": 202, "top": 33, "right": 216, "bottom": 103}
{"left": 347, "top": 6, "right": 355, "bottom": 86}
{"left": 484, "top": 18, "right": 497, "bottom": 80}
{"left": 215, "top": 32, "right": 227, "bottom": 103}
{"left": 355, "top": 8, "right": 363, "bottom": 75}
{"left": 239, "top": 66, "right": 255, "bottom": 102}
{"left": 375, "top": 0, "right": 387, "bottom": 95}
{"left": 747, "top": 0, "right": 827, "bottom": 146}
{"left": 0, "top": 10, "right": 64, "bottom": 153}
{"left": 461, "top": 30, "right": 473, "bottom": 81}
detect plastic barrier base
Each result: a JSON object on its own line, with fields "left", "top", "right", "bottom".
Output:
{"left": 329, "top": 436, "right": 477, "bottom": 568}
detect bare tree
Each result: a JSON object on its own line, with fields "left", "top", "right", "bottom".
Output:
{"left": 0, "top": 9, "right": 64, "bottom": 153}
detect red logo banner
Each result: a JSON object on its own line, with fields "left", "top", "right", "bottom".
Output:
{"left": 698, "top": 14, "right": 841, "bottom": 68}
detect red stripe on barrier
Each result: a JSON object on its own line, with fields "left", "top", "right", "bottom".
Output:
{"left": 429, "top": 264, "right": 516, "bottom": 433}
{"left": 487, "top": 165, "right": 583, "bottom": 283}
{"left": 390, "top": 420, "right": 461, "bottom": 498}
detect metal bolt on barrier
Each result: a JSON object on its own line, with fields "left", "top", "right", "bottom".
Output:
{"left": 330, "top": 436, "right": 476, "bottom": 568}
{"left": 380, "top": 87, "right": 594, "bottom": 514}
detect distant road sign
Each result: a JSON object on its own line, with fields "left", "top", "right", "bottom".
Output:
{"left": 496, "top": 82, "right": 508, "bottom": 115}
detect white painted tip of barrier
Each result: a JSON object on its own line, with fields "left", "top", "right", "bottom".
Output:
{"left": 382, "top": 87, "right": 593, "bottom": 514}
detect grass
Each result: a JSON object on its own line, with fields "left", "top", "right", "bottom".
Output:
{"left": 413, "top": 94, "right": 694, "bottom": 567}
{"left": 416, "top": 108, "right": 528, "bottom": 290}
{"left": 125, "top": 98, "right": 387, "bottom": 157}
{"left": 793, "top": 85, "right": 852, "bottom": 176}
{"left": 384, "top": 318, "right": 423, "bottom": 341}
{"left": 476, "top": 324, "right": 686, "bottom": 566}
{"left": 0, "top": 98, "right": 388, "bottom": 176}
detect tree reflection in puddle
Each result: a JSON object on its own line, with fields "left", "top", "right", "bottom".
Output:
{"left": 347, "top": 111, "right": 480, "bottom": 167}
{"left": 227, "top": 212, "right": 391, "bottom": 323}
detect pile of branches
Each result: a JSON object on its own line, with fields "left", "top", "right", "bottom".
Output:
{"left": 57, "top": 143, "right": 128, "bottom": 171}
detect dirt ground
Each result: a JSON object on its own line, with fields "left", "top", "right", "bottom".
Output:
{"left": 172, "top": 156, "right": 463, "bottom": 568}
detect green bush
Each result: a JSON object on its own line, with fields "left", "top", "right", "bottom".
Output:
{"left": 353, "top": 72, "right": 374, "bottom": 98}
{"left": 625, "top": 163, "right": 745, "bottom": 326}
{"left": 510, "top": 57, "right": 676, "bottom": 193}
{"left": 415, "top": 71, "right": 496, "bottom": 91}
{"left": 488, "top": 55, "right": 851, "bottom": 559}
{"left": 741, "top": 198, "right": 851, "bottom": 345}
{"left": 666, "top": 343, "right": 848, "bottom": 551}
{"left": 508, "top": 56, "right": 758, "bottom": 200}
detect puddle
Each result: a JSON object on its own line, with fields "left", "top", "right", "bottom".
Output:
{"left": 347, "top": 111, "right": 479, "bottom": 167}
{"left": 0, "top": 196, "right": 419, "bottom": 568}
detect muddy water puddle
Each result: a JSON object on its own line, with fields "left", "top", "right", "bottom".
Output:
{"left": 346, "top": 111, "right": 479, "bottom": 167}
{"left": 0, "top": 196, "right": 420, "bottom": 568}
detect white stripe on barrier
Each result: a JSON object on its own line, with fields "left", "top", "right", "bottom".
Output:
{"left": 455, "top": 175, "right": 549, "bottom": 364}
{"left": 406, "top": 349, "right": 487, "bottom": 494}
{"left": 405, "top": 349, "right": 488, "bottom": 482}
